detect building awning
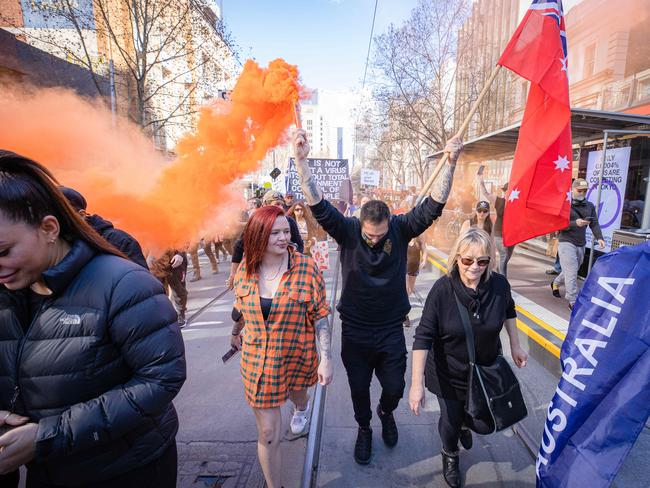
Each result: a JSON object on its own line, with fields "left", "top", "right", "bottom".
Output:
{"left": 427, "top": 108, "right": 650, "bottom": 162}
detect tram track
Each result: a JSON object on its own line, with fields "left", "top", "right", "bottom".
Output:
{"left": 187, "top": 287, "right": 233, "bottom": 325}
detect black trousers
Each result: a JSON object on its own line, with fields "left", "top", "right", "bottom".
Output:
{"left": 9, "top": 442, "right": 178, "bottom": 488}
{"left": 437, "top": 396, "right": 465, "bottom": 453}
{"left": 340, "top": 325, "right": 407, "bottom": 427}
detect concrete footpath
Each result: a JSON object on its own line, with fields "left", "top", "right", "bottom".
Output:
{"left": 173, "top": 246, "right": 648, "bottom": 487}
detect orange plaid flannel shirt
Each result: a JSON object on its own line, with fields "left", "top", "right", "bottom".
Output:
{"left": 234, "top": 250, "right": 330, "bottom": 408}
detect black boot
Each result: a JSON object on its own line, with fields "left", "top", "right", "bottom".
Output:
{"left": 177, "top": 313, "right": 186, "bottom": 329}
{"left": 376, "top": 404, "right": 398, "bottom": 447}
{"left": 354, "top": 427, "right": 372, "bottom": 465}
{"left": 442, "top": 450, "right": 461, "bottom": 488}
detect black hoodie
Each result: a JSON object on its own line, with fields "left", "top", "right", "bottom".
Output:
{"left": 310, "top": 197, "right": 444, "bottom": 328}
{"left": 86, "top": 214, "right": 149, "bottom": 269}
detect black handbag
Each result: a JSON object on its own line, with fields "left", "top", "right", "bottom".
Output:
{"left": 453, "top": 292, "right": 527, "bottom": 435}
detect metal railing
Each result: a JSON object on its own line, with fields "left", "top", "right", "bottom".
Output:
{"left": 301, "top": 248, "right": 341, "bottom": 488}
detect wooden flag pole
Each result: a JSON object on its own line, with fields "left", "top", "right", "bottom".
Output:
{"left": 294, "top": 103, "right": 302, "bottom": 129}
{"left": 417, "top": 65, "right": 502, "bottom": 202}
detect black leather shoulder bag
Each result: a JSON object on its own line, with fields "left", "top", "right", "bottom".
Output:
{"left": 453, "top": 291, "right": 528, "bottom": 434}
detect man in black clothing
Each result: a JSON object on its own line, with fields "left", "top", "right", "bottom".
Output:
{"left": 60, "top": 187, "right": 148, "bottom": 269}
{"left": 551, "top": 178, "right": 605, "bottom": 309}
{"left": 292, "top": 129, "right": 463, "bottom": 464}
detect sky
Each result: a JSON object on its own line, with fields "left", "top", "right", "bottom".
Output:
{"left": 225, "top": 0, "right": 585, "bottom": 93}
{"left": 224, "top": 0, "right": 419, "bottom": 92}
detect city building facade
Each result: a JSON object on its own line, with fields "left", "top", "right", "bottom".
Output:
{"left": 0, "top": 0, "right": 239, "bottom": 153}
{"left": 446, "top": 0, "right": 650, "bottom": 255}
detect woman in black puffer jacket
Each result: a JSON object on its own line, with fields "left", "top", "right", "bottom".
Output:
{"left": 0, "top": 151, "right": 186, "bottom": 488}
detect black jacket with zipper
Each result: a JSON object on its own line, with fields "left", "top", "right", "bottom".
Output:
{"left": 558, "top": 199, "right": 604, "bottom": 247}
{"left": 0, "top": 240, "right": 186, "bottom": 485}
{"left": 86, "top": 214, "right": 149, "bottom": 269}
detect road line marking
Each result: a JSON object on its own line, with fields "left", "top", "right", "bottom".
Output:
{"left": 516, "top": 305, "right": 566, "bottom": 341}
{"left": 427, "top": 256, "right": 448, "bottom": 273}
{"left": 516, "top": 319, "right": 561, "bottom": 358}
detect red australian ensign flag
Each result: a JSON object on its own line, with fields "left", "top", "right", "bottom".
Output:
{"left": 498, "top": 0, "right": 572, "bottom": 246}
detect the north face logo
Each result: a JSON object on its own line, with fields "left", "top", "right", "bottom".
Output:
{"left": 59, "top": 313, "right": 81, "bottom": 326}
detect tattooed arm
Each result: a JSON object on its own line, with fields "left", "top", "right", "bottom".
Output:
{"left": 396, "top": 136, "right": 463, "bottom": 239}
{"left": 430, "top": 137, "right": 463, "bottom": 204}
{"left": 315, "top": 316, "right": 333, "bottom": 360}
{"left": 293, "top": 129, "right": 323, "bottom": 205}
{"left": 292, "top": 129, "right": 354, "bottom": 245}
{"left": 315, "top": 315, "right": 334, "bottom": 385}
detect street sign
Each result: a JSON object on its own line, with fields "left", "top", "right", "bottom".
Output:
{"left": 272, "top": 174, "right": 286, "bottom": 194}
{"left": 360, "top": 168, "right": 380, "bottom": 187}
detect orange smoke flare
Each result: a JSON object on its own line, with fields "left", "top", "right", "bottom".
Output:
{"left": 0, "top": 58, "right": 304, "bottom": 252}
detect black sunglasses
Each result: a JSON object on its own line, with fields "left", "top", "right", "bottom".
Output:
{"left": 459, "top": 256, "right": 491, "bottom": 267}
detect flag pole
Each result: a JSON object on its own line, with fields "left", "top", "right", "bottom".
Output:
{"left": 294, "top": 103, "right": 302, "bottom": 129}
{"left": 417, "top": 65, "right": 502, "bottom": 202}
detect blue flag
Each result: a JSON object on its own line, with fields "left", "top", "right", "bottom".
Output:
{"left": 536, "top": 242, "right": 650, "bottom": 487}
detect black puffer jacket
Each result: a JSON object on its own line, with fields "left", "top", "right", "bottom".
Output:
{"left": 0, "top": 240, "right": 186, "bottom": 485}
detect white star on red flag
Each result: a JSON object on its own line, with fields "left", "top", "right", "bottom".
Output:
{"left": 508, "top": 188, "right": 521, "bottom": 202}
{"left": 560, "top": 56, "right": 568, "bottom": 72}
{"left": 554, "top": 155, "right": 570, "bottom": 172}
{"left": 566, "top": 191, "right": 572, "bottom": 202}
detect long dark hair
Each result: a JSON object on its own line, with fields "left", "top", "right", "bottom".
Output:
{"left": 470, "top": 211, "right": 493, "bottom": 235}
{"left": 287, "top": 201, "right": 319, "bottom": 235}
{"left": 243, "top": 205, "right": 286, "bottom": 278}
{"left": 0, "top": 150, "right": 126, "bottom": 258}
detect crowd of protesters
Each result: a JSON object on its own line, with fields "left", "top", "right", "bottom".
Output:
{"left": 0, "top": 127, "right": 609, "bottom": 488}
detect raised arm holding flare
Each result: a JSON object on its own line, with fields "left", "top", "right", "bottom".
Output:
{"left": 293, "top": 130, "right": 462, "bottom": 205}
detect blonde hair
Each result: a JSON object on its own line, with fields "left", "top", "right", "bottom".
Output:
{"left": 447, "top": 228, "right": 493, "bottom": 280}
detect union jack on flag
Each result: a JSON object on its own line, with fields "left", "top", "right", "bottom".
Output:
{"left": 531, "top": 0, "right": 568, "bottom": 59}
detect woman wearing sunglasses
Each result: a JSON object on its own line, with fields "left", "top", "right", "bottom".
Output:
{"left": 408, "top": 228, "right": 527, "bottom": 488}
{"left": 460, "top": 201, "right": 496, "bottom": 270}
{"left": 286, "top": 201, "right": 325, "bottom": 256}
{"left": 460, "top": 200, "right": 492, "bottom": 236}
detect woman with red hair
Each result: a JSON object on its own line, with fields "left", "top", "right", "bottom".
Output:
{"left": 230, "top": 205, "right": 332, "bottom": 488}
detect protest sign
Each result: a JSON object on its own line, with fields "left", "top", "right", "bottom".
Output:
{"left": 286, "top": 158, "right": 349, "bottom": 201}
{"left": 585, "top": 147, "right": 631, "bottom": 252}
{"left": 360, "top": 168, "right": 380, "bottom": 187}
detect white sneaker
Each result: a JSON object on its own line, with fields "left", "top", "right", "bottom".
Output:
{"left": 290, "top": 400, "right": 310, "bottom": 435}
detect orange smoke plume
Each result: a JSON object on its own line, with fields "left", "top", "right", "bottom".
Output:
{"left": 0, "top": 58, "right": 303, "bottom": 252}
